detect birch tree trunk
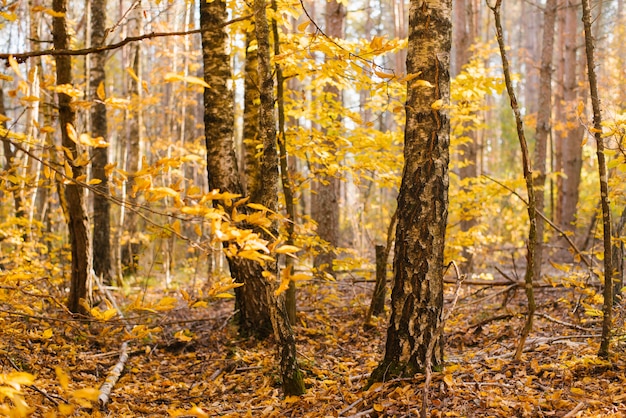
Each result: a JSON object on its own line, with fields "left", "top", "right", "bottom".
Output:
{"left": 200, "top": 0, "right": 273, "bottom": 338}
{"left": 370, "top": 0, "right": 451, "bottom": 382}
{"left": 53, "top": 0, "right": 92, "bottom": 313}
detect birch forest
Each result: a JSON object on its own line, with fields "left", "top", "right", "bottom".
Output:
{"left": 0, "top": 0, "right": 625, "bottom": 415}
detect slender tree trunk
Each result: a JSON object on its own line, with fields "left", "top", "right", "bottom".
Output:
{"left": 200, "top": 0, "right": 273, "bottom": 338}
{"left": 53, "top": 0, "right": 92, "bottom": 314}
{"left": 580, "top": 0, "right": 613, "bottom": 358}
{"left": 370, "top": 0, "right": 451, "bottom": 383}
{"left": 271, "top": 0, "right": 298, "bottom": 324}
{"left": 533, "top": 0, "right": 557, "bottom": 284}
{"left": 90, "top": 0, "right": 112, "bottom": 285}
{"left": 490, "top": 0, "right": 538, "bottom": 361}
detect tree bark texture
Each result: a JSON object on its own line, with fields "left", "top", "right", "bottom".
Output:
{"left": 90, "top": 0, "right": 112, "bottom": 285}
{"left": 271, "top": 0, "right": 298, "bottom": 324}
{"left": 311, "top": 0, "right": 345, "bottom": 279}
{"left": 53, "top": 0, "right": 92, "bottom": 314}
{"left": 254, "top": 0, "right": 304, "bottom": 394}
{"left": 242, "top": 29, "right": 261, "bottom": 199}
{"left": 580, "top": 0, "right": 613, "bottom": 358}
{"left": 533, "top": 0, "right": 557, "bottom": 283}
{"left": 200, "top": 0, "right": 273, "bottom": 338}
{"left": 370, "top": 0, "right": 451, "bottom": 382}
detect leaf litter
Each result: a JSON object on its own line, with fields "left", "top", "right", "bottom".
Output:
{"left": 1, "top": 266, "right": 626, "bottom": 417}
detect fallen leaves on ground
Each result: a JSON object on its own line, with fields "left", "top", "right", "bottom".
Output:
{"left": 1, "top": 267, "right": 626, "bottom": 417}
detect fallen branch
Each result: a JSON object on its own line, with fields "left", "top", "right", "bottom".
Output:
{"left": 98, "top": 341, "right": 129, "bottom": 408}
{"left": 96, "top": 276, "right": 132, "bottom": 409}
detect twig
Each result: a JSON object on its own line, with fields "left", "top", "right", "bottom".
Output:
{"left": 536, "top": 313, "right": 597, "bottom": 332}
{"left": 5, "top": 355, "right": 67, "bottom": 405}
{"left": 482, "top": 174, "right": 593, "bottom": 269}
{"left": 98, "top": 341, "right": 129, "bottom": 408}
{"left": 563, "top": 401, "right": 587, "bottom": 418}
{"left": 338, "top": 397, "right": 364, "bottom": 416}
{"left": 344, "top": 408, "right": 374, "bottom": 418}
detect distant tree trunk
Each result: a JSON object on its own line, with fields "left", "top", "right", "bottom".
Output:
{"left": 370, "top": 0, "right": 451, "bottom": 383}
{"left": 200, "top": 0, "right": 273, "bottom": 338}
{"left": 533, "top": 0, "right": 557, "bottom": 283}
{"left": 557, "top": 0, "right": 584, "bottom": 246}
{"left": 53, "top": 0, "right": 92, "bottom": 314}
{"left": 311, "top": 0, "right": 345, "bottom": 278}
{"left": 453, "top": 0, "right": 478, "bottom": 272}
{"left": 90, "top": 0, "right": 112, "bottom": 285}
{"left": 0, "top": 86, "right": 26, "bottom": 223}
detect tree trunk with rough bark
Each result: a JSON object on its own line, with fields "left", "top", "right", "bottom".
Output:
{"left": 53, "top": 0, "right": 92, "bottom": 314}
{"left": 90, "top": 0, "right": 112, "bottom": 285}
{"left": 242, "top": 28, "right": 261, "bottom": 198}
{"left": 253, "top": 0, "right": 304, "bottom": 394}
{"left": 200, "top": 0, "right": 273, "bottom": 339}
{"left": 370, "top": 0, "right": 451, "bottom": 383}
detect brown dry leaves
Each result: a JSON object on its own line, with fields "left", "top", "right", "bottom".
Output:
{"left": 1, "top": 272, "right": 626, "bottom": 417}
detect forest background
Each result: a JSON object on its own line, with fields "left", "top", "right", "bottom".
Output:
{"left": 0, "top": 0, "right": 625, "bottom": 415}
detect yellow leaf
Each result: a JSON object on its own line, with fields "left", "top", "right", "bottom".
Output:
{"left": 297, "top": 21, "right": 310, "bottom": 32}
{"left": 443, "top": 373, "right": 454, "bottom": 387}
{"left": 431, "top": 99, "right": 444, "bottom": 110}
{"left": 0, "top": 74, "right": 13, "bottom": 81}
{"left": 88, "top": 178, "right": 102, "bottom": 185}
{"left": 247, "top": 202, "right": 273, "bottom": 212}
{"left": 52, "top": 84, "right": 84, "bottom": 98}
{"left": 374, "top": 69, "right": 395, "bottom": 79}
{"left": 412, "top": 79, "right": 434, "bottom": 88}
{"left": 0, "top": 11, "right": 18, "bottom": 21}
{"left": 96, "top": 81, "right": 105, "bottom": 100}
{"left": 0, "top": 114, "right": 11, "bottom": 123}
{"left": 66, "top": 123, "right": 78, "bottom": 144}
{"left": 164, "top": 72, "right": 210, "bottom": 89}
{"left": 8, "top": 56, "right": 24, "bottom": 80}
{"left": 58, "top": 403, "right": 75, "bottom": 415}
{"left": 274, "top": 244, "right": 301, "bottom": 255}
{"left": 155, "top": 296, "right": 178, "bottom": 311}
{"left": 64, "top": 161, "right": 73, "bottom": 179}
{"left": 548, "top": 260, "right": 571, "bottom": 273}
{"left": 172, "top": 220, "right": 181, "bottom": 235}
{"left": 42, "top": 328, "right": 53, "bottom": 339}
{"left": 284, "top": 395, "right": 300, "bottom": 403}
{"left": 373, "top": 403, "right": 384, "bottom": 412}
{"left": 55, "top": 367, "right": 70, "bottom": 391}
{"left": 214, "top": 293, "right": 235, "bottom": 298}
{"left": 369, "top": 36, "right": 384, "bottom": 50}
{"left": 570, "top": 387, "right": 585, "bottom": 396}
{"left": 174, "top": 329, "right": 194, "bottom": 342}
{"left": 71, "top": 387, "right": 99, "bottom": 401}
{"left": 42, "top": 8, "right": 65, "bottom": 17}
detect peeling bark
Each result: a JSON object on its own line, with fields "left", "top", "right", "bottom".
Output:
{"left": 370, "top": 0, "right": 451, "bottom": 383}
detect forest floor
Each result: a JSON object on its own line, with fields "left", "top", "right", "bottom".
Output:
{"left": 2, "top": 263, "right": 626, "bottom": 417}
